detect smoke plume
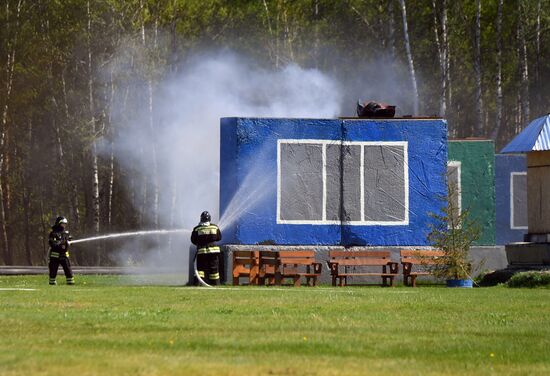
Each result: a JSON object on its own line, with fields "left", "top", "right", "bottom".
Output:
{"left": 104, "top": 50, "right": 343, "bottom": 283}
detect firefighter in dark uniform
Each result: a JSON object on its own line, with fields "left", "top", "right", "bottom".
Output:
{"left": 48, "top": 216, "right": 75, "bottom": 285}
{"left": 191, "top": 211, "right": 222, "bottom": 285}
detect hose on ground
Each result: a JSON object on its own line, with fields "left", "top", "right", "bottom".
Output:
{"left": 193, "top": 250, "right": 212, "bottom": 287}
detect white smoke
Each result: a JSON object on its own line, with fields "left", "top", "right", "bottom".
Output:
{"left": 153, "top": 51, "right": 342, "bottom": 227}
{"left": 104, "top": 50, "right": 343, "bottom": 283}
{"left": 99, "top": 42, "right": 419, "bottom": 285}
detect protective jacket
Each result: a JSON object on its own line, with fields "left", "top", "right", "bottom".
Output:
{"left": 191, "top": 222, "right": 222, "bottom": 285}
{"left": 48, "top": 225, "right": 71, "bottom": 258}
{"left": 191, "top": 223, "right": 222, "bottom": 254}
{"left": 48, "top": 225, "right": 74, "bottom": 285}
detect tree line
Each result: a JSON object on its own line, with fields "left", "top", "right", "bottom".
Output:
{"left": 0, "top": 0, "right": 548, "bottom": 265}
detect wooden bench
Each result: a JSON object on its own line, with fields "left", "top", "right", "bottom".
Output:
{"left": 232, "top": 251, "right": 259, "bottom": 285}
{"left": 278, "top": 250, "right": 322, "bottom": 287}
{"left": 258, "top": 251, "right": 281, "bottom": 286}
{"left": 400, "top": 249, "right": 446, "bottom": 287}
{"left": 327, "top": 250, "right": 399, "bottom": 287}
{"left": 257, "top": 251, "right": 322, "bottom": 286}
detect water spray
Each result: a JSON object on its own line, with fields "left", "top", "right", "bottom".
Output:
{"left": 69, "top": 229, "right": 190, "bottom": 244}
{"left": 69, "top": 228, "right": 213, "bottom": 287}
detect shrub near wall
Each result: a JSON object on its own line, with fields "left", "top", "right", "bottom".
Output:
{"left": 507, "top": 271, "right": 550, "bottom": 288}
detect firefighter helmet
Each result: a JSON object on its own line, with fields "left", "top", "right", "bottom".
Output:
{"left": 200, "top": 211, "right": 211, "bottom": 223}
{"left": 55, "top": 216, "right": 68, "bottom": 226}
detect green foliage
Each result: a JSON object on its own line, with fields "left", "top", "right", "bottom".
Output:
{"left": 427, "top": 182, "right": 481, "bottom": 280}
{"left": 0, "top": 0, "right": 549, "bottom": 265}
{"left": 2, "top": 275, "right": 550, "bottom": 374}
{"left": 507, "top": 271, "right": 550, "bottom": 288}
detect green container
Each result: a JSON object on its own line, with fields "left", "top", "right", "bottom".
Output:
{"left": 448, "top": 140, "right": 496, "bottom": 245}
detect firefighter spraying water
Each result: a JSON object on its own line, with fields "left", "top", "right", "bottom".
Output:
{"left": 191, "top": 211, "right": 222, "bottom": 286}
{"left": 48, "top": 216, "right": 75, "bottom": 285}
{"left": 49, "top": 215, "right": 221, "bottom": 287}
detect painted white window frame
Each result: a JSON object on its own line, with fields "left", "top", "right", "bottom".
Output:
{"left": 447, "top": 160, "right": 462, "bottom": 215}
{"left": 276, "top": 139, "right": 409, "bottom": 226}
{"left": 510, "top": 171, "right": 528, "bottom": 230}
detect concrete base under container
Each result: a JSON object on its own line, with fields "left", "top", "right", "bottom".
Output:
{"left": 218, "top": 245, "right": 506, "bottom": 285}
{"left": 505, "top": 242, "right": 550, "bottom": 267}
{"left": 524, "top": 233, "right": 550, "bottom": 243}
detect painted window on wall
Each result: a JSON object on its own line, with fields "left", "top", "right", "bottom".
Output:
{"left": 277, "top": 139, "right": 409, "bottom": 225}
{"left": 510, "top": 172, "right": 528, "bottom": 230}
{"left": 447, "top": 161, "right": 462, "bottom": 226}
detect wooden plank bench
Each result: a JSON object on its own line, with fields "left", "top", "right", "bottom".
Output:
{"left": 327, "top": 250, "right": 399, "bottom": 287}
{"left": 258, "top": 251, "right": 281, "bottom": 286}
{"left": 400, "top": 249, "right": 446, "bottom": 287}
{"left": 278, "top": 250, "right": 322, "bottom": 287}
{"left": 232, "top": 251, "right": 259, "bottom": 285}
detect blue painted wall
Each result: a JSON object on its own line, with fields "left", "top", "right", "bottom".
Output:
{"left": 495, "top": 154, "right": 528, "bottom": 245}
{"left": 342, "top": 120, "right": 448, "bottom": 245}
{"left": 220, "top": 117, "right": 448, "bottom": 246}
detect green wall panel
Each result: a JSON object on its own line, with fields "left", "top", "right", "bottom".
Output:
{"left": 448, "top": 141, "right": 496, "bottom": 245}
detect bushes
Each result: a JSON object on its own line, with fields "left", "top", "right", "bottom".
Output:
{"left": 507, "top": 271, "right": 550, "bottom": 288}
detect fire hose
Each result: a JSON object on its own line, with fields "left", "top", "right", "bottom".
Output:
{"left": 65, "top": 230, "right": 215, "bottom": 287}
{"left": 192, "top": 249, "right": 213, "bottom": 287}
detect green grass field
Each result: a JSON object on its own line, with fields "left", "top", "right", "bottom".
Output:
{"left": 1, "top": 275, "right": 549, "bottom": 375}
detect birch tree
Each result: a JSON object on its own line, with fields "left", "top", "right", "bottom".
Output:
{"left": 473, "top": 0, "right": 483, "bottom": 135}
{"left": 519, "top": 1, "right": 530, "bottom": 124}
{"left": 432, "top": 0, "right": 449, "bottom": 118}
{"left": 61, "top": 67, "right": 80, "bottom": 230}
{"left": 23, "top": 119, "right": 32, "bottom": 264}
{"left": 398, "top": 0, "right": 419, "bottom": 116}
{"left": 139, "top": 0, "right": 160, "bottom": 230}
{"left": 388, "top": 0, "right": 396, "bottom": 64}
{"left": 262, "top": 0, "right": 279, "bottom": 67}
{"left": 87, "top": 0, "right": 100, "bottom": 241}
{"left": 491, "top": 0, "right": 503, "bottom": 140}
{"left": 441, "top": 0, "right": 449, "bottom": 118}
{"left": 535, "top": 0, "right": 541, "bottom": 104}
{"left": 312, "top": 0, "right": 320, "bottom": 68}
{"left": 107, "top": 69, "right": 116, "bottom": 230}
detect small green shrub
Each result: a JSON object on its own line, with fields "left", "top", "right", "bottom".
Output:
{"left": 507, "top": 271, "right": 550, "bottom": 288}
{"left": 427, "top": 182, "right": 480, "bottom": 280}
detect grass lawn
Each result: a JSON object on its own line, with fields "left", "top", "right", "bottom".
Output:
{"left": 1, "top": 275, "right": 549, "bottom": 375}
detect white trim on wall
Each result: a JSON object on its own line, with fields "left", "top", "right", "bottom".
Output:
{"left": 447, "top": 160, "right": 462, "bottom": 215}
{"left": 277, "top": 139, "right": 409, "bottom": 226}
{"left": 510, "top": 171, "right": 528, "bottom": 230}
